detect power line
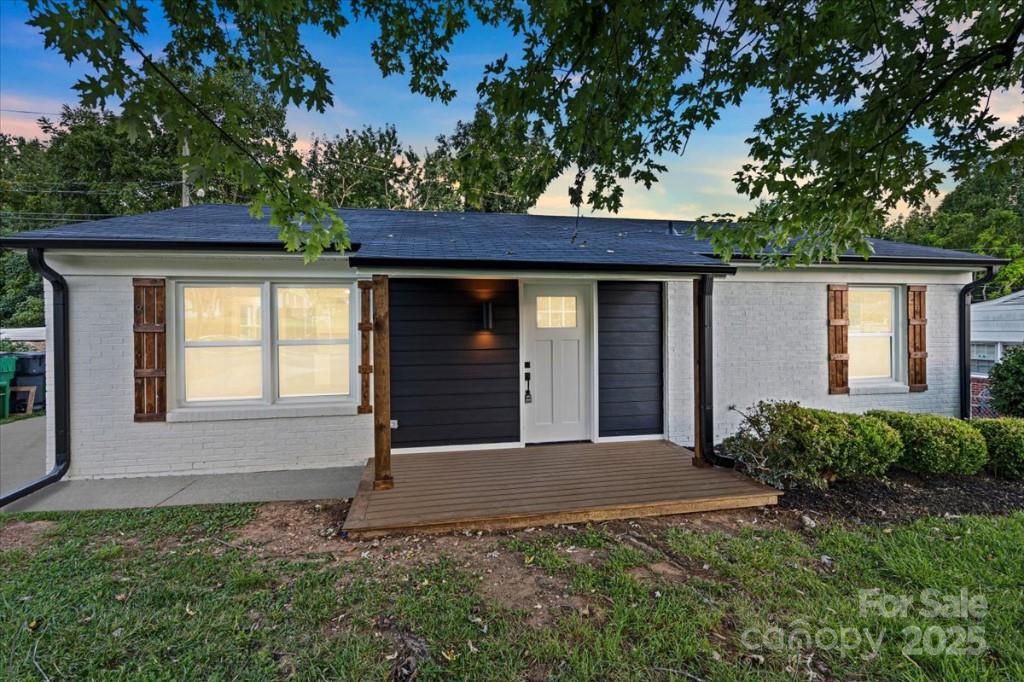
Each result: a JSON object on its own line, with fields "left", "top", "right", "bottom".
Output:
{"left": 0, "top": 108, "right": 63, "bottom": 116}
{"left": 87, "top": 0, "right": 294, "bottom": 208}
{"left": 3, "top": 184, "right": 181, "bottom": 195}
{"left": 0, "top": 211, "right": 119, "bottom": 218}
{"left": 2, "top": 179, "right": 181, "bottom": 187}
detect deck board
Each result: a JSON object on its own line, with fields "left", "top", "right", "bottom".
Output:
{"left": 342, "top": 440, "right": 779, "bottom": 537}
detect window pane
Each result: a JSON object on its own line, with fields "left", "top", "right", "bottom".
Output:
{"left": 536, "top": 296, "right": 577, "bottom": 328}
{"left": 971, "top": 342, "right": 997, "bottom": 361}
{"left": 277, "top": 287, "right": 349, "bottom": 341}
{"left": 184, "top": 347, "right": 262, "bottom": 401}
{"left": 849, "top": 336, "right": 892, "bottom": 379}
{"left": 971, "top": 359, "right": 995, "bottom": 375}
{"left": 279, "top": 345, "right": 349, "bottom": 397}
{"left": 184, "top": 287, "right": 262, "bottom": 342}
{"left": 971, "top": 342, "right": 998, "bottom": 375}
{"left": 849, "top": 289, "right": 893, "bottom": 333}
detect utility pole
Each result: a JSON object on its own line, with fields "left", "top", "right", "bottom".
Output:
{"left": 181, "top": 137, "right": 191, "bottom": 208}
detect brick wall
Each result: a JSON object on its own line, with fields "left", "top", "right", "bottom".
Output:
{"left": 46, "top": 274, "right": 372, "bottom": 479}
{"left": 44, "top": 257, "right": 971, "bottom": 478}
{"left": 665, "top": 271, "right": 967, "bottom": 446}
{"left": 971, "top": 377, "right": 1000, "bottom": 418}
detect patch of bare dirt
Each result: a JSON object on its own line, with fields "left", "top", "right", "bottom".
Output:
{"left": 368, "top": 531, "right": 595, "bottom": 627}
{"left": 0, "top": 519, "right": 56, "bottom": 551}
{"left": 233, "top": 500, "right": 364, "bottom": 558}
{"left": 601, "top": 506, "right": 799, "bottom": 537}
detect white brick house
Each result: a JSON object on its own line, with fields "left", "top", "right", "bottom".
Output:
{"left": 0, "top": 205, "right": 1005, "bottom": 505}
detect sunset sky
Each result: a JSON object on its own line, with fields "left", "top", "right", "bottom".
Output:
{"left": 2, "top": 2, "right": 1020, "bottom": 220}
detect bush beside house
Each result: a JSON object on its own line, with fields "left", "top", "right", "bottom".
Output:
{"left": 868, "top": 411, "right": 988, "bottom": 476}
{"left": 989, "top": 346, "right": 1024, "bottom": 418}
{"left": 973, "top": 418, "right": 1024, "bottom": 480}
{"left": 722, "top": 401, "right": 1024, "bottom": 489}
{"left": 721, "top": 401, "right": 902, "bottom": 490}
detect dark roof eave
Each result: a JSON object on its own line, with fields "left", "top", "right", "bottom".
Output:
{"left": 713, "top": 253, "right": 1010, "bottom": 268}
{"left": 348, "top": 255, "right": 737, "bottom": 275}
{"left": 0, "top": 237, "right": 361, "bottom": 254}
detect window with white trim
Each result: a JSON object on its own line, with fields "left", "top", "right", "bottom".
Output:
{"left": 178, "top": 282, "right": 356, "bottom": 405}
{"left": 971, "top": 342, "right": 997, "bottom": 376}
{"left": 972, "top": 341, "right": 1021, "bottom": 377}
{"left": 848, "top": 286, "right": 902, "bottom": 383}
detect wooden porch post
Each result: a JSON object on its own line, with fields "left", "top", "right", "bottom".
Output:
{"left": 372, "top": 274, "right": 394, "bottom": 490}
{"left": 692, "top": 275, "right": 715, "bottom": 468}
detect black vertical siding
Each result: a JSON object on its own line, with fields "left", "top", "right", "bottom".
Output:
{"left": 598, "top": 282, "right": 664, "bottom": 436}
{"left": 389, "top": 278, "right": 520, "bottom": 448}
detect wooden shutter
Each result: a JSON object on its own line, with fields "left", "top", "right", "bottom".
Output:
{"left": 357, "top": 280, "right": 373, "bottom": 414}
{"left": 133, "top": 278, "right": 167, "bottom": 421}
{"left": 827, "top": 284, "right": 849, "bottom": 394}
{"left": 908, "top": 285, "right": 928, "bottom": 392}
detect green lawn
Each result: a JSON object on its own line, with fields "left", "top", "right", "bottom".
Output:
{"left": 1, "top": 505, "right": 1021, "bottom": 680}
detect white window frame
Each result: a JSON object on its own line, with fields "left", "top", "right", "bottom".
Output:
{"left": 848, "top": 285, "right": 906, "bottom": 386}
{"left": 972, "top": 341, "right": 1020, "bottom": 378}
{"left": 174, "top": 280, "right": 359, "bottom": 408}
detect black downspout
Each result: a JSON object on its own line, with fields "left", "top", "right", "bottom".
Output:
{"left": 0, "top": 248, "right": 70, "bottom": 507}
{"left": 959, "top": 265, "right": 1000, "bottom": 420}
{"left": 693, "top": 274, "right": 729, "bottom": 466}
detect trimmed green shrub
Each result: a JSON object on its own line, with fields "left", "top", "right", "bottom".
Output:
{"left": 722, "top": 401, "right": 902, "bottom": 489}
{"left": 868, "top": 411, "right": 988, "bottom": 475}
{"left": 989, "top": 346, "right": 1024, "bottom": 417}
{"left": 843, "top": 413, "right": 905, "bottom": 477}
{"left": 973, "top": 418, "right": 1024, "bottom": 480}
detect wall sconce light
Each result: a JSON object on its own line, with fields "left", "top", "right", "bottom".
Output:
{"left": 480, "top": 301, "right": 494, "bottom": 331}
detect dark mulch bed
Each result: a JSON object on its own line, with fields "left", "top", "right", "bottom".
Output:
{"left": 779, "top": 471, "right": 1024, "bottom": 524}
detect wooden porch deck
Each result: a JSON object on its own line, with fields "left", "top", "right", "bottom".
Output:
{"left": 342, "top": 441, "right": 779, "bottom": 538}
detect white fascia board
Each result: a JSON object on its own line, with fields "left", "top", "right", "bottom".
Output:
{"left": 728, "top": 262, "right": 973, "bottom": 285}
{"left": 44, "top": 250, "right": 355, "bottom": 279}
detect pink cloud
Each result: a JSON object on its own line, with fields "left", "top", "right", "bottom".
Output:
{"left": 0, "top": 113, "right": 48, "bottom": 138}
{"left": 988, "top": 88, "right": 1024, "bottom": 127}
{"left": 0, "top": 93, "right": 65, "bottom": 139}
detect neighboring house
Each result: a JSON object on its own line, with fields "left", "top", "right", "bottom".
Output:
{"left": 970, "top": 290, "right": 1024, "bottom": 417}
{"left": 0, "top": 205, "right": 1006, "bottom": 506}
{"left": 0, "top": 326, "right": 46, "bottom": 350}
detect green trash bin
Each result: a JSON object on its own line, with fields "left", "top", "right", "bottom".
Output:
{"left": 0, "top": 354, "right": 17, "bottom": 419}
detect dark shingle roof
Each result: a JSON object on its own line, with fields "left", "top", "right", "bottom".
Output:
{"left": 0, "top": 203, "right": 1006, "bottom": 271}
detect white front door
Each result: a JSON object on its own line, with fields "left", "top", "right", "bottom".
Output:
{"left": 522, "top": 282, "right": 592, "bottom": 443}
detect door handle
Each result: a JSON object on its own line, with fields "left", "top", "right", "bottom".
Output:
{"left": 524, "top": 370, "right": 532, "bottom": 403}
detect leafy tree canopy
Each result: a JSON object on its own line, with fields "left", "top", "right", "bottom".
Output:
{"left": 882, "top": 118, "right": 1024, "bottom": 297}
{"left": 1, "top": 67, "right": 293, "bottom": 326}
{"left": 304, "top": 109, "right": 556, "bottom": 212}
{"left": 25, "top": 1, "right": 1024, "bottom": 262}
{"left": 1, "top": 70, "right": 552, "bottom": 325}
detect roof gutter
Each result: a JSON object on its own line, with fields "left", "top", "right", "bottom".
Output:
{"left": 717, "top": 253, "right": 1010, "bottom": 268}
{"left": 0, "top": 249, "right": 70, "bottom": 507}
{"left": 959, "top": 265, "right": 1001, "bottom": 419}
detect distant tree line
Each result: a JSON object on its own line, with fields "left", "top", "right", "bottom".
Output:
{"left": 1, "top": 71, "right": 557, "bottom": 327}
{"left": 878, "top": 118, "right": 1024, "bottom": 300}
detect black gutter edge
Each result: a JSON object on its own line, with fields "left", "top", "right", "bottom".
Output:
{"left": 349, "top": 256, "right": 737, "bottom": 275}
{"left": 0, "top": 237, "right": 361, "bottom": 253}
{"left": 717, "top": 253, "right": 1011, "bottom": 268}
{"left": 959, "top": 265, "right": 1001, "bottom": 420}
{"left": 0, "top": 248, "right": 70, "bottom": 508}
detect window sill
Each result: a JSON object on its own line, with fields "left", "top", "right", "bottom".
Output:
{"left": 167, "top": 403, "right": 362, "bottom": 423}
{"left": 848, "top": 381, "right": 910, "bottom": 396}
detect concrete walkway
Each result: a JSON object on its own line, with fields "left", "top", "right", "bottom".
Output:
{"left": 1, "top": 417, "right": 362, "bottom": 512}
